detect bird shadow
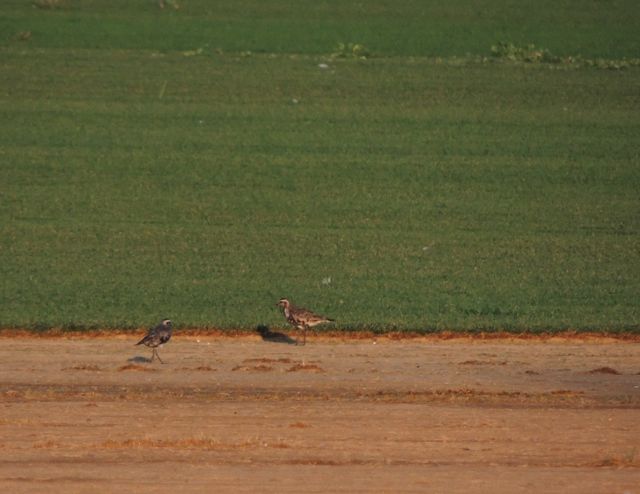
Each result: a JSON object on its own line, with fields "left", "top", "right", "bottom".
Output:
{"left": 128, "top": 356, "right": 153, "bottom": 364}
{"left": 256, "top": 325, "right": 296, "bottom": 345}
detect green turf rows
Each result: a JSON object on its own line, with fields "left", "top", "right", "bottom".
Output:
{"left": 1, "top": 2, "right": 639, "bottom": 332}
{"left": 2, "top": 0, "right": 640, "bottom": 58}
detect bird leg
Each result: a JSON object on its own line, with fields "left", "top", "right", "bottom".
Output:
{"left": 155, "top": 348, "right": 165, "bottom": 364}
{"left": 295, "top": 326, "right": 303, "bottom": 346}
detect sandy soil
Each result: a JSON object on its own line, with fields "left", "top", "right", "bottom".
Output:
{"left": 0, "top": 332, "right": 639, "bottom": 493}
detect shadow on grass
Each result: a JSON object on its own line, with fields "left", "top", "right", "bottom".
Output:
{"left": 256, "top": 325, "right": 296, "bottom": 345}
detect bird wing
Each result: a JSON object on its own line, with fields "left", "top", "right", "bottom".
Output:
{"left": 158, "top": 329, "right": 171, "bottom": 344}
{"left": 136, "top": 324, "right": 162, "bottom": 345}
{"left": 296, "top": 307, "right": 332, "bottom": 325}
{"left": 136, "top": 332, "right": 153, "bottom": 345}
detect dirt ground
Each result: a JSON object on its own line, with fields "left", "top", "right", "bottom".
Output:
{"left": 0, "top": 332, "right": 639, "bottom": 493}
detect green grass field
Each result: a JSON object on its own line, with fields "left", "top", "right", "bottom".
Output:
{"left": 1, "top": 1, "right": 639, "bottom": 332}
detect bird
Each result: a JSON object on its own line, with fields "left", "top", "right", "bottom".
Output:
{"left": 276, "top": 298, "right": 334, "bottom": 346}
{"left": 135, "top": 319, "right": 173, "bottom": 363}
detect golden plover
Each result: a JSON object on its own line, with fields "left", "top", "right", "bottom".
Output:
{"left": 276, "top": 298, "right": 334, "bottom": 346}
{"left": 135, "top": 319, "right": 172, "bottom": 363}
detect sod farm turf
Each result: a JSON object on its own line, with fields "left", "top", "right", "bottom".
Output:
{"left": 1, "top": 1, "right": 639, "bottom": 332}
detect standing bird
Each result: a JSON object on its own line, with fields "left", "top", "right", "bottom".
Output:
{"left": 276, "top": 298, "right": 334, "bottom": 346}
{"left": 135, "top": 319, "right": 173, "bottom": 363}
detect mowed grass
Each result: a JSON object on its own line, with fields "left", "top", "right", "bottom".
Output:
{"left": 2, "top": 0, "right": 640, "bottom": 58}
{"left": 0, "top": 1, "right": 639, "bottom": 332}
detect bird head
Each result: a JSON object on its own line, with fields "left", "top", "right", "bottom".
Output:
{"left": 162, "top": 319, "right": 172, "bottom": 328}
{"left": 276, "top": 298, "right": 290, "bottom": 308}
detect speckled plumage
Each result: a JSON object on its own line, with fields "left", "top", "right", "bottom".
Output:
{"left": 136, "top": 319, "right": 172, "bottom": 363}
{"left": 276, "top": 299, "right": 334, "bottom": 345}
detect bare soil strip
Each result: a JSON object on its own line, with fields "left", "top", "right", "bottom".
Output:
{"left": 1, "top": 336, "right": 639, "bottom": 493}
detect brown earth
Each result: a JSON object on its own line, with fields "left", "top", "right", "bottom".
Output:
{"left": 0, "top": 332, "right": 639, "bottom": 493}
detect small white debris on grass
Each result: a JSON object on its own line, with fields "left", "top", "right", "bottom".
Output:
{"left": 318, "top": 63, "right": 329, "bottom": 69}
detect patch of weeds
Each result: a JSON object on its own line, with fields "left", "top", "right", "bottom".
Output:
{"left": 158, "top": 0, "right": 180, "bottom": 9}
{"left": 182, "top": 47, "right": 206, "bottom": 57}
{"left": 491, "top": 41, "right": 560, "bottom": 63}
{"left": 490, "top": 41, "right": 640, "bottom": 70}
{"left": 583, "top": 57, "right": 640, "bottom": 70}
{"left": 32, "top": 0, "right": 68, "bottom": 9}
{"left": 331, "top": 42, "right": 371, "bottom": 59}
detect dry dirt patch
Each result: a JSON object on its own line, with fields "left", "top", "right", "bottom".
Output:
{"left": 118, "top": 363, "right": 157, "bottom": 372}
{"left": 588, "top": 366, "right": 622, "bottom": 375}
{"left": 0, "top": 335, "right": 639, "bottom": 493}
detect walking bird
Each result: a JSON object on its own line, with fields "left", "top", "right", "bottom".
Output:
{"left": 276, "top": 298, "right": 334, "bottom": 345}
{"left": 136, "top": 319, "right": 173, "bottom": 363}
